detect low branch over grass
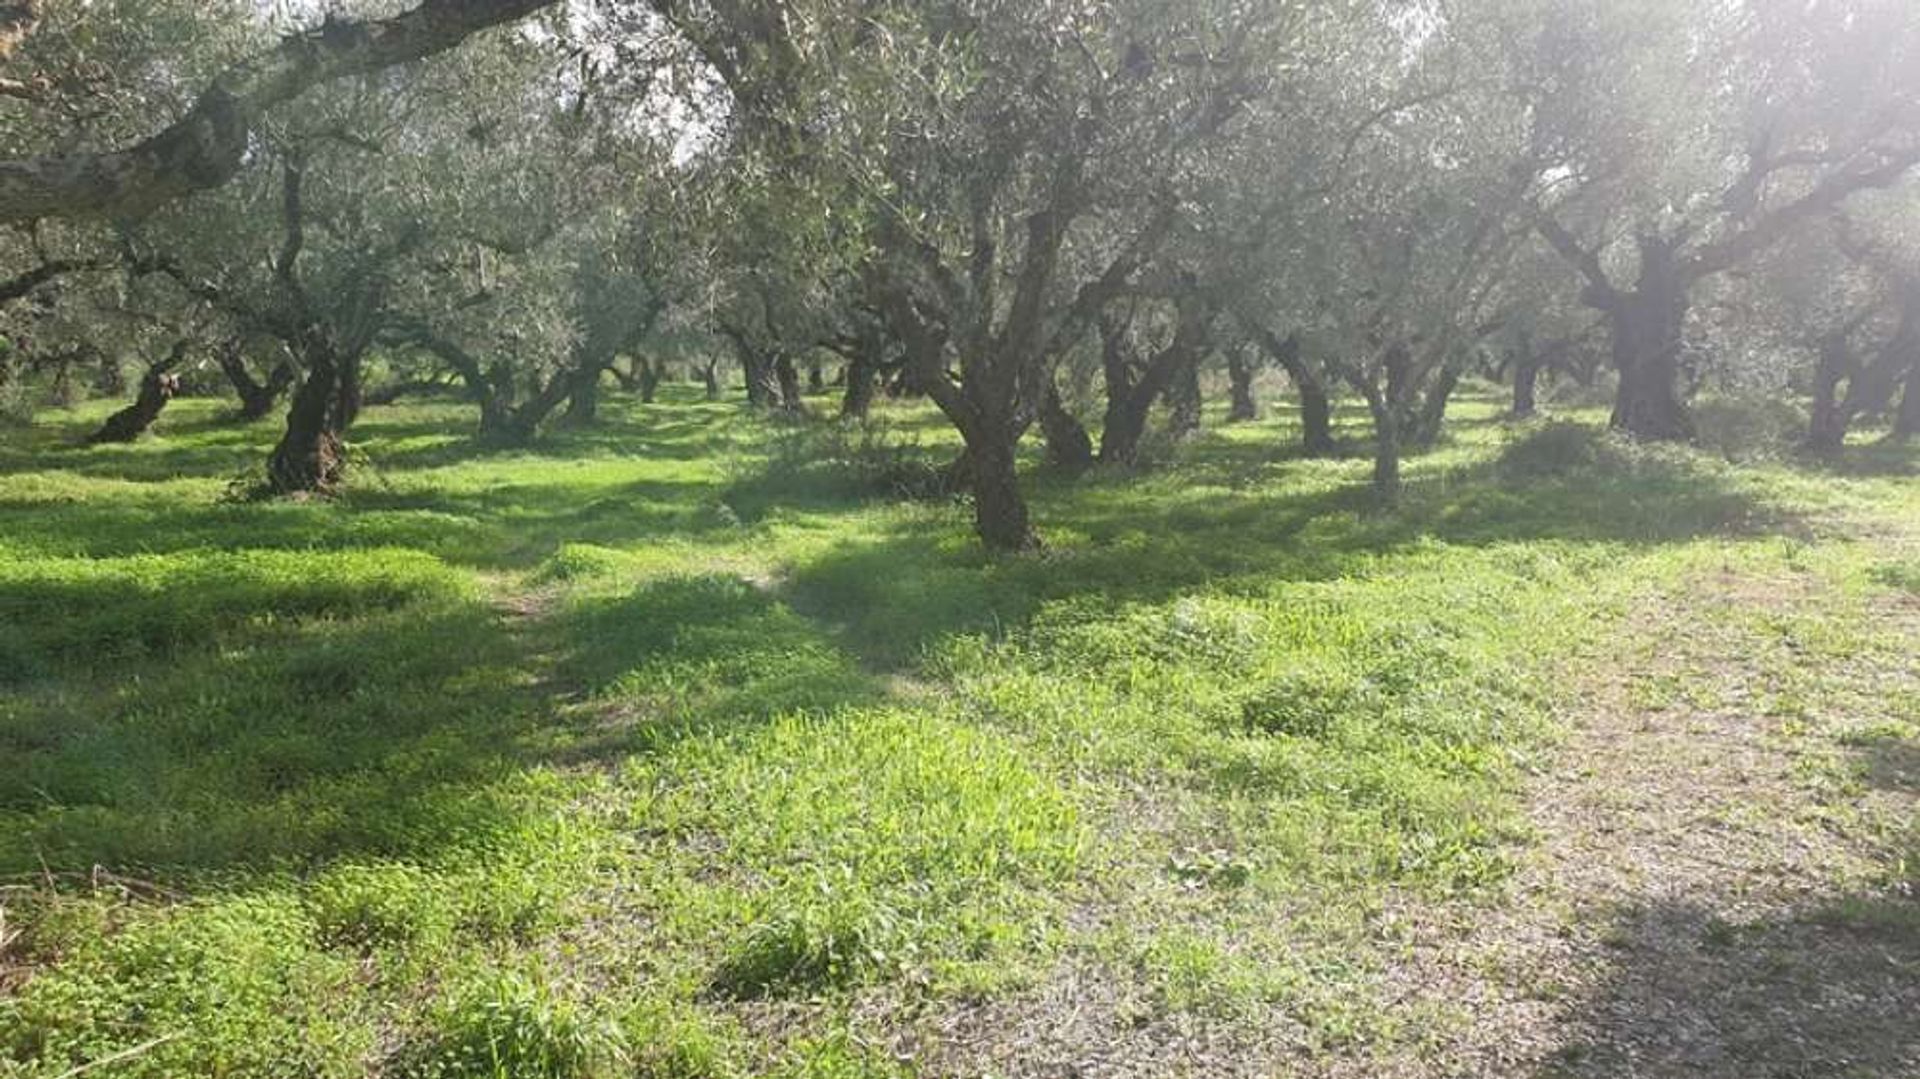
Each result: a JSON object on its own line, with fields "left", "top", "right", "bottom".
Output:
{"left": 0, "top": 0, "right": 553, "bottom": 225}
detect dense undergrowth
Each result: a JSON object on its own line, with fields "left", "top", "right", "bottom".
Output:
{"left": 0, "top": 386, "right": 1913, "bottom": 1077}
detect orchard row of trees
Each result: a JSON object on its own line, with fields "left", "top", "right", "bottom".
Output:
{"left": 3, "top": 0, "right": 1919, "bottom": 549}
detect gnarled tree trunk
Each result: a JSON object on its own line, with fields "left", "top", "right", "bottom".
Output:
{"left": 739, "top": 346, "right": 779, "bottom": 409}
{"left": 967, "top": 430, "right": 1035, "bottom": 553}
{"left": 1098, "top": 297, "right": 1212, "bottom": 466}
{"left": 1407, "top": 367, "right": 1460, "bottom": 450}
{"left": 87, "top": 340, "right": 190, "bottom": 444}
{"left": 1246, "top": 324, "right": 1335, "bottom": 456}
{"left": 218, "top": 341, "right": 295, "bottom": 421}
{"left": 267, "top": 342, "right": 347, "bottom": 494}
{"left": 561, "top": 363, "right": 603, "bottom": 426}
{"left": 1606, "top": 241, "right": 1695, "bottom": 441}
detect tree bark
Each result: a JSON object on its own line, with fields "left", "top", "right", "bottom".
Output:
{"left": 841, "top": 354, "right": 878, "bottom": 419}
{"left": 94, "top": 349, "right": 125, "bottom": 397}
{"left": 267, "top": 343, "right": 347, "bottom": 494}
{"left": 335, "top": 352, "right": 364, "bottom": 431}
{"left": 1893, "top": 364, "right": 1920, "bottom": 442}
{"left": 1166, "top": 362, "right": 1201, "bottom": 440}
{"left": 774, "top": 355, "right": 804, "bottom": 412}
{"left": 1806, "top": 333, "right": 1853, "bottom": 453}
{"left": 50, "top": 358, "right": 74, "bottom": 407}
{"left": 1226, "top": 345, "right": 1258, "bottom": 422}
{"left": 738, "top": 344, "right": 779, "bottom": 409}
{"left": 1511, "top": 346, "right": 1542, "bottom": 419}
{"left": 1367, "top": 395, "right": 1401, "bottom": 505}
{"left": 968, "top": 432, "right": 1037, "bottom": 553}
{"left": 87, "top": 341, "right": 189, "bottom": 444}
{"left": 839, "top": 328, "right": 883, "bottom": 420}
{"left": 1297, "top": 376, "right": 1336, "bottom": 456}
{"left": 1608, "top": 276, "right": 1695, "bottom": 441}
{"left": 1546, "top": 232, "right": 1698, "bottom": 442}
{"left": 1407, "top": 367, "right": 1460, "bottom": 450}
{"left": 1098, "top": 297, "right": 1212, "bottom": 465}
{"left": 638, "top": 358, "right": 664, "bottom": 403}
{"left": 701, "top": 358, "right": 722, "bottom": 401}
{"left": 1244, "top": 323, "right": 1335, "bottom": 456}
{"left": 1040, "top": 379, "right": 1094, "bottom": 471}
{"left": 218, "top": 341, "right": 295, "bottom": 421}
{"left": 561, "top": 363, "right": 602, "bottom": 425}
{"left": 1097, "top": 309, "right": 1142, "bottom": 464}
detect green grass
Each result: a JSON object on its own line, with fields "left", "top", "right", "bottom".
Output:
{"left": 0, "top": 384, "right": 1914, "bottom": 1076}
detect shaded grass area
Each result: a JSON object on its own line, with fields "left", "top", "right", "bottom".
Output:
{"left": 0, "top": 386, "right": 1914, "bottom": 1077}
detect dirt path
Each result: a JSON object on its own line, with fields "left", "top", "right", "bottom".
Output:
{"left": 1365, "top": 570, "right": 1920, "bottom": 1079}
{"left": 909, "top": 567, "right": 1920, "bottom": 1079}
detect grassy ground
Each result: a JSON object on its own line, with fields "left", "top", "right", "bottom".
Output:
{"left": 0, "top": 385, "right": 1913, "bottom": 1078}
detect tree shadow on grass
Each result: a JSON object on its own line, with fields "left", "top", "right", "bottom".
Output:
{"left": 1851, "top": 732, "right": 1920, "bottom": 796}
{"left": 1540, "top": 896, "right": 1920, "bottom": 1078}
{"left": 535, "top": 573, "right": 885, "bottom": 769}
{"left": 1791, "top": 437, "right": 1919, "bottom": 480}
{"left": 0, "top": 594, "right": 560, "bottom": 876}
{"left": 778, "top": 443, "right": 1799, "bottom": 671}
